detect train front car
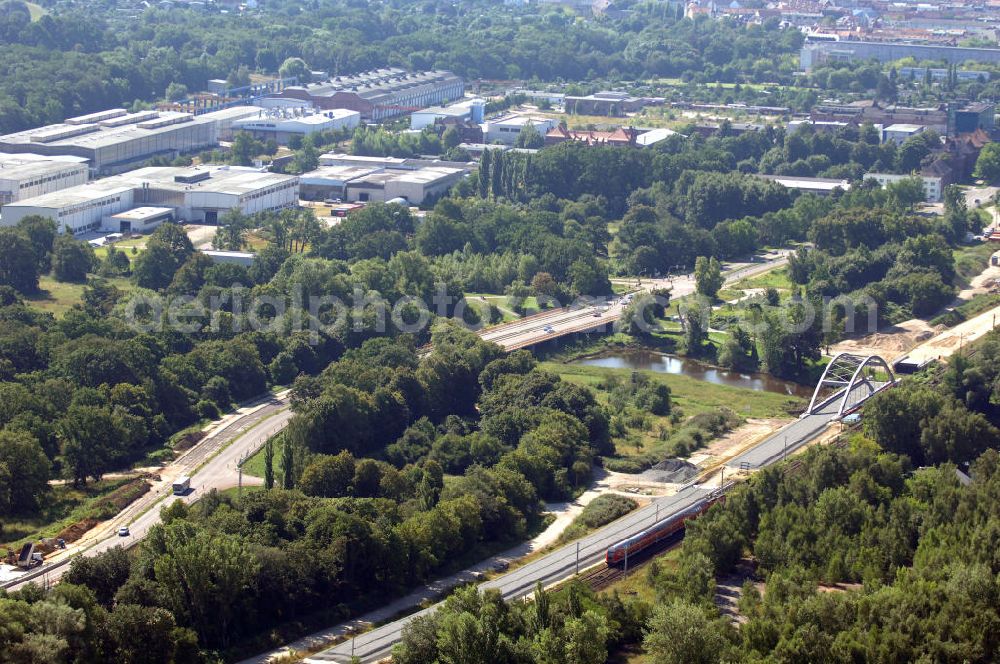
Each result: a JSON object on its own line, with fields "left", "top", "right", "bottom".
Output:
{"left": 604, "top": 498, "right": 720, "bottom": 567}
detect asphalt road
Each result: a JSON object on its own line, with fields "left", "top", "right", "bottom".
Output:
{"left": 2, "top": 393, "right": 291, "bottom": 591}
{"left": 305, "top": 486, "right": 714, "bottom": 664}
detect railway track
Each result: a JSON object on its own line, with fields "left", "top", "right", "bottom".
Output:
{"left": 574, "top": 530, "right": 687, "bottom": 592}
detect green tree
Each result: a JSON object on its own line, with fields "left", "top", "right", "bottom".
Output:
{"left": 278, "top": 57, "right": 311, "bottom": 83}
{"left": 107, "top": 604, "right": 179, "bottom": 664}
{"left": 0, "top": 429, "right": 50, "bottom": 514}
{"left": 52, "top": 234, "right": 96, "bottom": 282}
{"left": 132, "top": 223, "right": 194, "bottom": 290}
{"left": 299, "top": 451, "right": 355, "bottom": 497}
{"left": 563, "top": 610, "right": 610, "bottom": 664}
{"left": 515, "top": 123, "right": 544, "bottom": 149}
{"left": 281, "top": 436, "right": 295, "bottom": 489}
{"left": 230, "top": 131, "right": 264, "bottom": 167}
{"left": 0, "top": 228, "right": 40, "bottom": 293}
{"left": 442, "top": 126, "right": 461, "bottom": 151}
{"left": 59, "top": 405, "right": 120, "bottom": 486}
{"left": 644, "top": 599, "right": 733, "bottom": 664}
{"left": 263, "top": 437, "right": 274, "bottom": 490}
{"left": 974, "top": 142, "right": 1000, "bottom": 183}
{"left": 694, "top": 256, "right": 724, "bottom": 298}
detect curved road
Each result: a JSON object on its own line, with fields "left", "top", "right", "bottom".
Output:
{"left": 2, "top": 393, "right": 292, "bottom": 591}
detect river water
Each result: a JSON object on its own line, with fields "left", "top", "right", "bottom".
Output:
{"left": 572, "top": 349, "right": 812, "bottom": 398}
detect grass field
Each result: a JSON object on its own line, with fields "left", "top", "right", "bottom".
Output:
{"left": 25, "top": 275, "right": 132, "bottom": 317}
{"left": 953, "top": 242, "right": 995, "bottom": 286}
{"left": 545, "top": 362, "right": 801, "bottom": 421}
{"left": 731, "top": 266, "right": 794, "bottom": 292}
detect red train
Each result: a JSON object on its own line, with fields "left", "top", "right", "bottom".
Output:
{"left": 605, "top": 494, "right": 723, "bottom": 565}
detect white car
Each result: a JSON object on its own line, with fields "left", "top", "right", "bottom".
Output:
{"left": 118, "top": 526, "right": 130, "bottom": 537}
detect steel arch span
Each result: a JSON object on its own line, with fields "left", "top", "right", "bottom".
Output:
{"left": 806, "top": 352, "right": 897, "bottom": 417}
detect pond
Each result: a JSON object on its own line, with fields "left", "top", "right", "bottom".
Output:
{"left": 573, "top": 349, "right": 812, "bottom": 398}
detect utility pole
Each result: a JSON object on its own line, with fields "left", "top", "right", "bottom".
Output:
{"left": 576, "top": 541, "right": 580, "bottom": 575}
{"left": 624, "top": 543, "right": 629, "bottom": 574}
{"left": 783, "top": 436, "right": 788, "bottom": 461}
{"left": 720, "top": 466, "right": 725, "bottom": 488}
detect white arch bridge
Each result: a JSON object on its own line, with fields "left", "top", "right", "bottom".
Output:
{"left": 806, "top": 352, "right": 897, "bottom": 417}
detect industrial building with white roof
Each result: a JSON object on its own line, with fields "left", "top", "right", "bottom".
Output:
{"left": 0, "top": 153, "right": 90, "bottom": 205}
{"left": 0, "top": 106, "right": 263, "bottom": 175}
{"left": 1, "top": 165, "right": 298, "bottom": 234}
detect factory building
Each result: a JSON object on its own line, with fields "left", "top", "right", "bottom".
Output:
{"left": 0, "top": 107, "right": 263, "bottom": 175}
{"left": 272, "top": 68, "right": 464, "bottom": 122}
{"left": 0, "top": 153, "right": 90, "bottom": 205}
{"left": 410, "top": 99, "right": 485, "bottom": 130}
{"left": 344, "top": 167, "right": 465, "bottom": 205}
{"left": 1, "top": 165, "right": 298, "bottom": 234}
{"left": 299, "top": 166, "right": 382, "bottom": 201}
{"left": 483, "top": 115, "right": 559, "bottom": 145}
{"left": 231, "top": 108, "right": 361, "bottom": 144}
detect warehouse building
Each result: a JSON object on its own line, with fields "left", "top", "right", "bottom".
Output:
{"left": 299, "top": 165, "right": 382, "bottom": 200}
{"left": 0, "top": 153, "right": 89, "bottom": 205}
{"left": 272, "top": 68, "right": 464, "bottom": 122}
{"left": 1, "top": 165, "right": 298, "bottom": 234}
{"left": 342, "top": 166, "right": 465, "bottom": 205}
{"left": 0, "top": 107, "right": 263, "bottom": 175}
{"left": 410, "top": 99, "right": 485, "bottom": 130}
{"left": 483, "top": 115, "right": 559, "bottom": 145}
{"left": 231, "top": 108, "right": 361, "bottom": 144}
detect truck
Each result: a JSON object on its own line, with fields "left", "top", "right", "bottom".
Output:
{"left": 15, "top": 543, "right": 42, "bottom": 569}
{"left": 172, "top": 476, "right": 191, "bottom": 495}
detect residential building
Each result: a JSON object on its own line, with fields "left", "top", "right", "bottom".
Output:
{"left": 864, "top": 173, "right": 943, "bottom": 202}
{"left": 0, "top": 153, "right": 89, "bottom": 205}
{"left": 272, "top": 69, "right": 464, "bottom": 122}
{"left": 898, "top": 67, "right": 990, "bottom": 84}
{"left": 0, "top": 165, "right": 298, "bottom": 234}
{"left": 801, "top": 41, "right": 1000, "bottom": 71}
